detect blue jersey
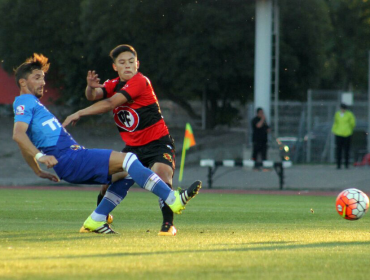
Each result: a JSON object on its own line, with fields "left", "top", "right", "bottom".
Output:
{"left": 13, "top": 93, "right": 113, "bottom": 185}
{"left": 13, "top": 94, "right": 77, "bottom": 151}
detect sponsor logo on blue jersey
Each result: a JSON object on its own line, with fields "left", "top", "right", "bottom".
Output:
{"left": 15, "top": 105, "right": 25, "bottom": 115}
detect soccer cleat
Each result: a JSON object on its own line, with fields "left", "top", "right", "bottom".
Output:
{"left": 158, "top": 222, "right": 177, "bottom": 236}
{"left": 168, "top": 180, "right": 202, "bottom": 214}
{"left": 180, "top": 180, "right": 202, "bottom": 202}
{"left": 79, "top": 216, "right": 117, "bottom": 234}
{"left": 106, "top": 214, "right": 113, "bottom": 224}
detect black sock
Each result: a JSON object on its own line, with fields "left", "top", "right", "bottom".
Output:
{"left": 161, "top": 204, "right": 174, "bottom": 225}
{"left": 161, "top": 183, "right": 174, "bottom": 225}
{"left": 97, "top": 192, "right": 104, "bottom": 206}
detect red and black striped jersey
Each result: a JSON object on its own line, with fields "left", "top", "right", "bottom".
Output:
{"left": 102, "top": 72, "right": 169, "bottom": 146}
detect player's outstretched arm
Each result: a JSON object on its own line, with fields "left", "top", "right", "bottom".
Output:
{"left": 37, "top": 170, "right": 60, "bottom": 182}
{"left": 13, "top": 122, "right": 59, "bottom": 182}
{"left": 86, "top": 70, "right": 104, "bottom": 101}
{"left": 62, "top": 93, "right": 128, "bottom": 127}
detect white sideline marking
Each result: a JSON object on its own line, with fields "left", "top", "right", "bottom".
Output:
{"left": 200, "top": 159, "right": 215, "bottom": 168}
{"left": 243, "top": 160, "right": 255, "bottom": 167}
{"left": 262, "top": 160, "right": 274, "bottom": 168}
{"left": 199, "top": 159, "right": 293, "bottom": 168}
{"left": 223, "top": 160, "right": 235, "bottom": 167}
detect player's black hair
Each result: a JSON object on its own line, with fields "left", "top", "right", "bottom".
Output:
{"left": 109, "top": 44, "right": 137, "bottom": 62}
{"left": 14, "top": 53, "right": 50, "bottom": 88}
{"left": 256, "top": 107, "right": 263, "bottom": 113}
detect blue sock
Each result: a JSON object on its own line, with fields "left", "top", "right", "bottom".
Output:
{"left": 123, "top": 153, "right": 172, "bottom": 201}
{"left": 92, "top": 177, "right": 134, "bottom": 221}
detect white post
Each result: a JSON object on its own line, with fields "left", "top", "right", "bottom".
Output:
{"left": 307, "top": 89, "right": 312, "bottom": 162}
{"left": 273, "top": 0, "right": 279, "bottom": 138}
{"left": 254, "top": 0, "right": 273, "bottom": 123}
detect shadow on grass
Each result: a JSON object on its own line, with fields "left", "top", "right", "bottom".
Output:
{"left": 0, "top": 231, "right": 106, "bottom": 242}
{"left": 9, "top": 240, "right": 370, "bottom": 261}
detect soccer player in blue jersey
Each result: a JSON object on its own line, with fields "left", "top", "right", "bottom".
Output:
{"left": 12, "top": 53, "right": 201, "bottom": 234}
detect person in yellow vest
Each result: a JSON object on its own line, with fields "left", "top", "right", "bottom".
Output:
{"left": 331, "top": 103, "right": 356, "bottom": 169}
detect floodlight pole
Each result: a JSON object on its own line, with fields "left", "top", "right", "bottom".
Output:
{"left": 273, "top": 0, "right": 280, "bottom": 138}
{"left": 307, "top": 89, "right": 312, "bottom": 163}
{"left": 254, "top": 0, "right": 273, "bottom": 123}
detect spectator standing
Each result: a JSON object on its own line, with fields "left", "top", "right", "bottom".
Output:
{"left": 332, "top": 103, "right": 356, "bottom": 169}
{"left": 251, "top": 108, "right": 270, "bottom": 163}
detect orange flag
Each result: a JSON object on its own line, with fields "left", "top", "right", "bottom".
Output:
{"left": 179, "top": 123, "right": 196, "bottom": 182}
{"left": 184, "top": 123, "right": 196, "bottom": 149}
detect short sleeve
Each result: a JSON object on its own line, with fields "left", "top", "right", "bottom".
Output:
{"left": 119, "top": 74, "right": 146, "bottom": 101}
{"left": 103, "top": 79, "right": 116, "bottom": 98}
{"left": 13, "top": 97, "right": 35, "bottom": 124}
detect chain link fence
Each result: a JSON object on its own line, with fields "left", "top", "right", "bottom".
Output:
{"left": 266, "top": 91, "right": 368, "bottom": 164}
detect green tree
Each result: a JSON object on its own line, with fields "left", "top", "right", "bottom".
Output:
{"left": 0, "top": 0, "right": 85, "bottom": 104}
{"left": 158, "top": 0, "right": 255, "bottom": 128}
{"left": 279, "top": 0, "right": 333, "bottom": 100}
{"left": 324, "top": 0, "right": 370, "bottom": 92}
{"left": 78, "top": 0, "right": 255, "bottom": 128}
{"left": 5, "top": 0, "right": 369, "bottom": 127}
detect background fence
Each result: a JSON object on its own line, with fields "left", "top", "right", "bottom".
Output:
{"left": 159, "top": 90, "right": 369, "bottom": 164}
{"left": 2, "top": 89, "right": 368, "bottom": 165}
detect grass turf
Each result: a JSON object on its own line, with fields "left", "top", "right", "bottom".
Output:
{"left": 0, "top": 188, "right": 369, "bottom": 280}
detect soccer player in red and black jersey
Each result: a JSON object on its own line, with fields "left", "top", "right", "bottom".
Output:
{"left": 63, "top": 44, "right": 191, "bottom": 236}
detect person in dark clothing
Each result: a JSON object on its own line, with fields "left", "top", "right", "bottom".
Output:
{"left": 251, "top": 108, "right": 270, "bottom": 162}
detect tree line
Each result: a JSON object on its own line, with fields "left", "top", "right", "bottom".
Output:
{"left": 1, "top": 0, "right": 369, "bottom": 128}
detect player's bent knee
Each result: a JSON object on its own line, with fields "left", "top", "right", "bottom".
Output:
{"left": 151, "top": 163, "right": 173, "bottom": 183}
{"left": 108, "top": 151, "right": 126, "bottom": 174}
{"left": 111, "top": 171, "right": 129, "bottom": 183}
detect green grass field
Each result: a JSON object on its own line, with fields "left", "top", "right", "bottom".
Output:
{"left": 0, "top": 188, "right": 369, "bottom": 280}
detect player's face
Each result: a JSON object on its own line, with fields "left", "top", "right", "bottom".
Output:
{"left": 113, "top": 51, "right": 139, "bottom": 81}
{"left": 22, "top": 69, "right": 46, "bottom": 98}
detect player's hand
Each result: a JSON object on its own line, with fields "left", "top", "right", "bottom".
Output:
{"left": 87, "top": 70, "right": 104, "bottom": 89}
{"left": 36, "top": 170, "right": 60, "bottom": 182}
{"left": 62, "top": 112, "right": 81, "bottom": 127}
{"left": 38, "top": 155, "right": 59, "bottom": 169}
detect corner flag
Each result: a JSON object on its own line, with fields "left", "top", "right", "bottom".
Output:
{"left": 178, "top": 123, "right": 196, "bottom": 182}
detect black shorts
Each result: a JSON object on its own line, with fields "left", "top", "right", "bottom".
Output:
{"left": 122, "top": 135, "right": 176, "bottom": 171}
